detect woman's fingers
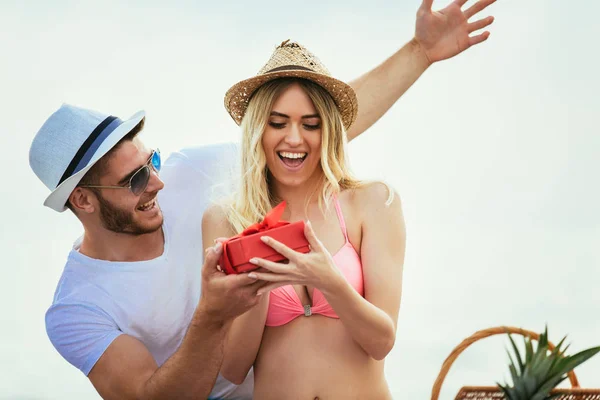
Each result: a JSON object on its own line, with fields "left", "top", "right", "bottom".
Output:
{"left": 260, "top": 235, "right": 299, "bottom": 261}
{"left": 247, "top": 270, "right": 289, "bottom": 283}
{"left": 303, "top": 221, "right": 326, "bottom": 253}
{"left": 249, "top": 257, "right": 289, "bottom": 273}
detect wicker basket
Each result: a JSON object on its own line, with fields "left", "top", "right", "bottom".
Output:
{"left": 431, "top": 326, "right": 600, "bottom": 400}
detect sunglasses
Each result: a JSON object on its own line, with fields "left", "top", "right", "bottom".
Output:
{"left": 80, "top": 149, "right": 161, "bottom": 196}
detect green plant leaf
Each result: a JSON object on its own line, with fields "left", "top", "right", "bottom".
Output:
{"left": 506, "top": 349, "right": 520, "bottom": 385}
{"left": 498, "top": 328, "right": 600, "bottom": 400}
{"left": 556, "top": 346, "right": 600, "bottom": 376}
{"left": 553, "top": 336, "right": 568, "bottom": 354}
{"left": 497, "top": 382, "right": 515, "bottom": 400}
{"left": 508, "top": 334, "right": 525, "bottom": 374}
{"left": 536, "top": 375, "right": 567, "bottom": 398}
{"left": 525, "top": 337, "right": 534, "bottom": 364}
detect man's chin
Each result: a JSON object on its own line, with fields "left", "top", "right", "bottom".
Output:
{"left": 97, "top": 194, "right": 164, "bottom": 236}
{"left": 132, "top": 213, "right": 164, "bottom": 236}
{"left": 117, "top": 212, "right": 163, "bottom": 236}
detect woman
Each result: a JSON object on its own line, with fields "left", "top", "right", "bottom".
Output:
{"left": 202, "top": 40, "right": 406, "bottom": 399}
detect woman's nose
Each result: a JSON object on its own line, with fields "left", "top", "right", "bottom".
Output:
{"left": 284, "top": 123, "right": 303, "bottom": 146}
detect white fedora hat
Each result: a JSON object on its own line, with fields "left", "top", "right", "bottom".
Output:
{"left": 29, "top": 104, "right": 145, "bottom": 212}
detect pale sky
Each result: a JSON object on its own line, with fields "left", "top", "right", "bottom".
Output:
{"left": 1, "top": 0, "right": 599, "bottom": 399}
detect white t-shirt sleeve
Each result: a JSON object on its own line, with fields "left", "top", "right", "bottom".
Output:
{"left": 159, "top": 142, "right": 240, "bottom": 226}
{"left": 162, "top": 142, "right": 239, "bottom": 195}
{"left": 46, "top": 302, "right": 123, "bottom": 376}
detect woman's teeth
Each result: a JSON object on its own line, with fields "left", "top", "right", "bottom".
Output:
{"left": 278, "top": 151, "right": 307, "bottom": 160}
{"left": 278, "top": 151, "right": 307, "bottom": 169}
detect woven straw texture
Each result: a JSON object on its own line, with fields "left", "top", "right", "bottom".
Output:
{"left": 454, "top": 387, "right": 600, "bottom": 400}
{"left": 224, "top": 40, "right": 358, "bottom": 130}
{"left": 430, "top": 326, "right": 600, "bottom": 400}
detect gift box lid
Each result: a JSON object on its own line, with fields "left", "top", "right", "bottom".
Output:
{"left": 225, "top": 220, "right": 309, "bottom": 266}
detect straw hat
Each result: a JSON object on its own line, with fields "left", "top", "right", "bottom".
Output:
{"left": 224, "top": 40, "right": 358, "bottom": 130}
{"left": 29, "top": 104, "right": 145, "bottom": 212}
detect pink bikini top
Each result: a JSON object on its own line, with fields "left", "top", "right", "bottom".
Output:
{"left": 265, "top": 197, "right": 364, "bottom": 327}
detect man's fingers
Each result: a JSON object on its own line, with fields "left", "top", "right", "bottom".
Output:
{"left": 227, "top": 267, "right": 286, "bottom": 288}
{"left": 250, "top": 280, "right": 274, "bottom": 297}
{"left": 467, "top": 16, "right": 494, "bottom": 33}
{"left": 468, "top": 31, "right": 491, "bottom": 47}
{"left": 464, "top": 0, "right": 496, "bottom": 20}
{"left": 256, "top": 281, "right": 293, "bottom": 296}
{"left": 227, "top": 271, "right": 261, "bottom": 287}
{"left": 236, "top": 278, "right": 271, "bottom": 294}
{"left": 455, "top": 0, "right": 469, "bottom": 7}
{"left": 420, "top": 0, "right": 434, "bottom": 12}
{"left": 203, "top": 242, "right": 223, "bottom": 274}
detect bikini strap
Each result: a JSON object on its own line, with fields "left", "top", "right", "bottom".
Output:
{"left": 333, "top": 195, "right": 350, "bottom": 243}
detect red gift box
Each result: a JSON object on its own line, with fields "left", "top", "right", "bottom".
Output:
{"left": 219, "top": 201, "right": 310, "bottom": 275}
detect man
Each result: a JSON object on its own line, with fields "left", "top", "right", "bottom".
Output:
{"left": 29, "top": 1, "right": 496, "bottom": 398}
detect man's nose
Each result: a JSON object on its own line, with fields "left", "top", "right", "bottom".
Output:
{"left": 146, "top": 169, "right": 164, "bottom": 193}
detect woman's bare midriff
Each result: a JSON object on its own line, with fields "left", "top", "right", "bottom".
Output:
{"left": 253, "top": 315, "right": 392, "bottom": 399}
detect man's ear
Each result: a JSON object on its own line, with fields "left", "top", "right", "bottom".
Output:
{"left": 69, "top": 187, "right": 96, "bottom": 214}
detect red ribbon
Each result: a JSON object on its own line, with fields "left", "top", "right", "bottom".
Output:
{"left": 220, "top": 201, "right": 288, "bottom": 274}
{"left": 240, "top": 201, "right": 288, "bottom": 236}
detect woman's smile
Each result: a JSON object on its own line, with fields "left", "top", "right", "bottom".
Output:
{"left": 277, "top": 151, "right": 308, "bottom": 171}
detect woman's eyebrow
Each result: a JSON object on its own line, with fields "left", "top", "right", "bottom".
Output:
{"left": 270, "top": 111, "right": 320, "bottom": 119}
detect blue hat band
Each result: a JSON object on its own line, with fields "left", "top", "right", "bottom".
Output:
{"left": 58, "top": 116, "right": 122, "bottom": 186}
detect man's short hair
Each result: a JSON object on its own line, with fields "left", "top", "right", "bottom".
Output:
{"left": 66, "top": 119, "right": 145, "bottom": 212}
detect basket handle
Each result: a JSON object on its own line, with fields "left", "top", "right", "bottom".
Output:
{"left": 430, "top": 326, "right": 580, "bottom": 400}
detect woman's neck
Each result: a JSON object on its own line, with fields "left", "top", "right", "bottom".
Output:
{"left": 272, "top": 179, "right": 323, "bottom": 221}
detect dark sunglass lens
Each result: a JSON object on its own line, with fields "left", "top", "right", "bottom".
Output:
{"left": 130, "top": 166, "right": 150, "bottom": 196}
{"left": 152, "top": 150, "right": 161, "bottom": 171}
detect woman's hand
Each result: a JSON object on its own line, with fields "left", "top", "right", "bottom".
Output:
{"left": 247, "top": 221, "right": 344, "bottom": 296}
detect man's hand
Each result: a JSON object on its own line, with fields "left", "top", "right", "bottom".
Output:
{"left": 88, "top": 242, "right": 262, "bottom": 400}
{"left": 414, "top": 0, "right": 497, "bottom": 65}
{"left": 198, "top": 242, "right": 265, "bottom": 323}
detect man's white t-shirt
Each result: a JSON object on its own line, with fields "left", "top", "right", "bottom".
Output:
{"left": 45, "top": 142, "right": 253, "bottom": 399}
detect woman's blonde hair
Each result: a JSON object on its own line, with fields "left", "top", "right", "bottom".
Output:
{"left": 226, "top": 78, "right": 366, "bottom": 233}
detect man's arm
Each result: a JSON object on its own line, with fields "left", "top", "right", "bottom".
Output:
{"left": 201, "top": 204, "right": 271, "bottom": 385}
{"left": 347, "top": 0, "right": 497, "bottom": 141}
{"left": 347, "top": 39, "right": 429, "bottom": 141}
{"left": 88, "top": 244, "right": 263, "bottom": 400}
{"left": 89, "top": 310, "right": 227, "bottom": 400}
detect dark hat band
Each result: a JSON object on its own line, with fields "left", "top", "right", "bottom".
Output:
{"left": 266, "top": 65, "right": 315, "bottom": 73}
{"left": 58, "top": 116, "right": 122, "bottom": 186}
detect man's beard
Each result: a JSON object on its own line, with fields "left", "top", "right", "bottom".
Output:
{"left": 96, "top": 192, "right": 162, "bottom": 235}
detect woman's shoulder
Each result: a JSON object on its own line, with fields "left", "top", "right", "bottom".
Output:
{"left": 202, "top": 202, "right": 235, "bottom": 236}
{"left": 339, "top": 182, "right": 403, "bottom": 246}
{"left": 203, "top": 201, "right": 226, "bottom": 220}
{"left": 346, "top": 183, "right": 404, "bottom": 243}
{"left": 343, "top": 181, "right": 400, "bottom": 211}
